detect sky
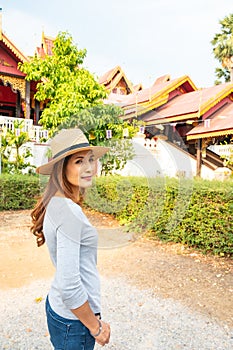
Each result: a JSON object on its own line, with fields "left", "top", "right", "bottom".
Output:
{"left": 1, "top": 0, "right": 232, "bottom": 89}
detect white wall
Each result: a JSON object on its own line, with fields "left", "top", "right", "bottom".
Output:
{"left": 29, "top": 136, "right": 217, "bottom": 180}
{"left": 119, "top": 135, "right": 215, "bottom": 180}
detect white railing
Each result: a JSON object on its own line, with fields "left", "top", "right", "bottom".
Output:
{"left": 0, "top": 115, "right": 33, "bottom": 131}
{"left": 208, "top": 144, "right": 233, "bottom": 157}
{"left": 0, "top": 115, "right": 48, "bottom": 143}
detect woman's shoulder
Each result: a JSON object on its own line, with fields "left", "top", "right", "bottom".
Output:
{"left": 45, "top": 197, "right": 91, "bottom": 239}
{"left": 47, "top": 196, "right": 83, "bottom": 218}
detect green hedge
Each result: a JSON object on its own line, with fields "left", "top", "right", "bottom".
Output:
{"left": 86, "top": 176, "right": 233, "bottom": 257}
{"left": 0, "top": 174, "right": 41, "bottom": 210}
{"left": 0, "top": 174, "right": 232, "bottom": 257}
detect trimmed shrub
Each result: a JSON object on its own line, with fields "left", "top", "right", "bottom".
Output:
{"left": 0, "top": 174, "right": 41, "bottom": 210}
{"left": 1, "top": 174, "right": 232, "bottom": 257}
{"left": 87, "top": 176, "right": 233, "bottom": 257}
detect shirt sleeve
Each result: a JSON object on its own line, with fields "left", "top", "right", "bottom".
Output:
{"left": 55, "top": 204, "right": 88, "bottom": 310}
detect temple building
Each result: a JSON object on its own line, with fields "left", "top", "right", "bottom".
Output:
{"left": 0, "top": 29, "right": 30, "bottom": 119}
{"left": 0, "top": 11, "right": 232, "bottom": 176}
{"left": 102, "top": 66, "right": 233, "bottom": 175}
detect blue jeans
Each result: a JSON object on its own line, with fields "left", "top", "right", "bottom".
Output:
{"left": 46, "top": 297, "right": 95, "bottom": 350}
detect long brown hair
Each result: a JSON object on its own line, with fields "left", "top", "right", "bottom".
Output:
{"left": 31, "top": 155, "right": 84, "bottom": 247}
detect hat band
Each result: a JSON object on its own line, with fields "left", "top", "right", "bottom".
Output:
{"left": 53, "top": 142, "right": 90, "bottom": 159}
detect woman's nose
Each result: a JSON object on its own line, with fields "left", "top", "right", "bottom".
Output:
{"left": 82, "top": 159, "right": 92, "bottom": 171}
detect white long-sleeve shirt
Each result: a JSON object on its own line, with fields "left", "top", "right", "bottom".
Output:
{"left": 43, "top": 196, "right": 101, "bottom": 319}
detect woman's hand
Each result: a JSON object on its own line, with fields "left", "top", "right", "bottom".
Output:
{"left": 94, "top": 320, "right": 111, "bottom": 346}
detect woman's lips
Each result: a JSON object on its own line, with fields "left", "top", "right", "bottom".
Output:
{"left": 81, "top": 176, "right": 92, "bottom": 181}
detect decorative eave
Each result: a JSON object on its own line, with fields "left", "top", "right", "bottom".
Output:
{"left": 187, "top": 129, "right": 233, "bottom": 140}
{"left": 1, "top": 32, "right": 29, "bottom": 63}
{"left": 145, "top": 112, "right": 198, "bottom": 125}
{"left": 199, "top": 84, "right": 233, "bottom": 116}
{"left": 0, "top": 73, "right": 26, "bottom": 97}
{"left": 186, "top": 102, "right": 233, "bottom": 140}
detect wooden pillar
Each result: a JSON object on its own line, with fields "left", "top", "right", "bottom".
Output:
{"left": 25, "top": 81, "right": 30, "bottom": 119}
{"left": 196, "top": 138, "right": 202, "bottom": 177}
{"left": 35, "top": 99, "right": 40, "bottom": 124}
{"left": 16, "top": 91, "right": 21, "bottom": 118}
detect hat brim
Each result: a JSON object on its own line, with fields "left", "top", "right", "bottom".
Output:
{"left": 36, "top": 145, "right": 110, "bottom": 175}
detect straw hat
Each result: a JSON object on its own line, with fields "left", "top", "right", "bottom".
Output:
{"left": 36, "top": 128, "right": 110, "bottom": 175}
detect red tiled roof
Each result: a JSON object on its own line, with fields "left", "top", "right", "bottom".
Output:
{"left": 186, "top": 102, "right": 233, "bottom": 140}
{"left": 144, "top": 82, "right": 233, "bottom": 124}
{"left": 123, "top": 75, "right": 197, "bottom": 108}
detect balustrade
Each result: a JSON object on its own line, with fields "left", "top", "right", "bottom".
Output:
{"left": 0, "top": 115, "right": 48, "bottom": 142}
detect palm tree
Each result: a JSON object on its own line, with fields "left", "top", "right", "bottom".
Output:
{"left": 211, "top": 13, "right": 233, "bottom": 83}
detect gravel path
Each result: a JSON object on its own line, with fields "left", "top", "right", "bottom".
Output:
{"left": 0, "top": 277, "right": 232, "bottom": 350}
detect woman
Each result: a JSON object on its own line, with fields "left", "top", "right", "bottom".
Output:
{"left": 31, "top": 128, "right": 111, "bottom": 349}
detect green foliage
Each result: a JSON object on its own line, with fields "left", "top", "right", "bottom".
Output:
{"left": 2, "top": 173, "right": 232, "bottom": 257}
{"left": 60, "top": 103, "right": 124, "bottom": 137}
{"left": 87, "top": 176, "right": 233, "bottom": 257}
{"left": 99, "top": 138, "right": 135, "bottom": 175}
{"left": 214, "top": 67, "right": 231, "bottom": 85}
{"left": 60, "top": 104, "right": 140, "bottom": 175}
{"left": 18, "top": 32, "right": 107, "bottom": 134}
{"left": 211, "top": 13, "right": 233, "bottom": 84}
{"left": 18, "top": 31, "right": 139, "bottom": 175}
{"left": 0, "top": 121, "right": 35, "bottom": 174}
{"left": 0, "top": 174, "right": 40, "bottom": 210}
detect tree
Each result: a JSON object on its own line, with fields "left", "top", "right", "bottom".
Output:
{"left": 60, "top": 104, "right": 140, "bottom": 175}
{"left": 18, "top": 31, "right": 140, "bottom": 174}
{"left": 211, "top": 13, "right": 233, "bottom": 84}
{"left": 18, "top": 32, "right": 108, "bottom": 134}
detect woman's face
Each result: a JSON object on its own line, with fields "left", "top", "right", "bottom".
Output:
{"left": 65, "top": 150, "right": 97, "bottom": 189}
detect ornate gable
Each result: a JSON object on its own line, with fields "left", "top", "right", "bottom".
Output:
{"left": 36, "top": 32, "right": 54, "bottom": 58}
{"left": 99, "top": 66, "right": 134, "bottom": 95}
{"left": 1, "top": 33, "right": 28, "bottom": 65}
{"left": 0, "top": 39, "right": 26, "bottom": 77}
{"left": 0, "top": 32, "right": 28, "bottom": 98}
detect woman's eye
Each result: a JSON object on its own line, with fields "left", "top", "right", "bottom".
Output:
{"left": 89, "top": 157, "right": 94, "bottom": 163}
{"left": 76, "top": 159, "right": 83, "bottom": 164}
